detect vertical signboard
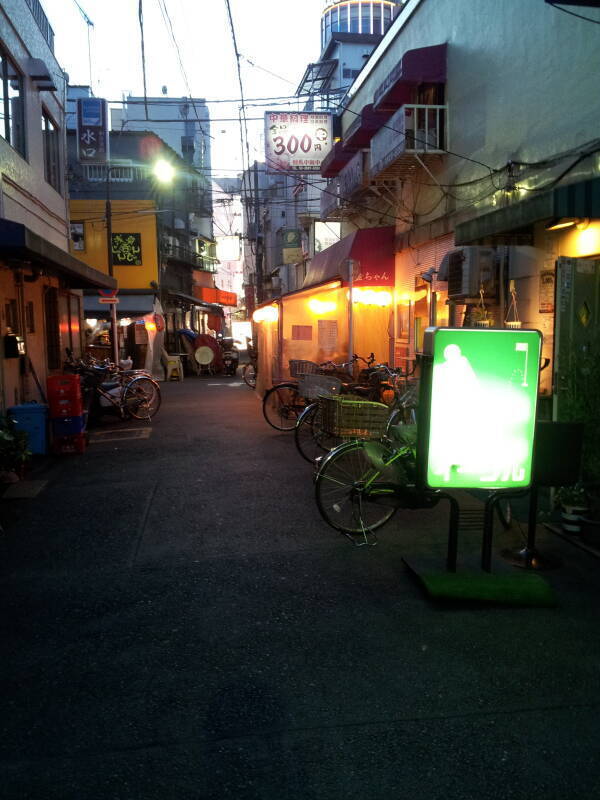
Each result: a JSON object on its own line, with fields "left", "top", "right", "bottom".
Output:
{"left": 417, "top": 327, "right": 542, "bottom": 490}
{"left": 76, "top": 97, "right": 109, "bottom": 163}
{"left": 265, "top": 111, "right": 332, "bottom": 173}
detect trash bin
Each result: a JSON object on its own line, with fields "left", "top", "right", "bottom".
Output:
{"left": 7, "top": 403, "right": 48, "bottom": 455}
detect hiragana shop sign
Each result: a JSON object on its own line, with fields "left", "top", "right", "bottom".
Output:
{"left": 264, "top": 111, "right": 332, "bottom": 173}
{"left": 76, "top": 98, "right": 109, "bottom": 164}
{"left": 111, "top": 233, "right": 142, "bottom": 266}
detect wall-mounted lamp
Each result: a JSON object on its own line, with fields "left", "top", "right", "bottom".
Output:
{"left": 420, "top": 267, "right": 438, "bottom": 284}
{"left": 545, "top": 217, "right": 579, "bottom": 231}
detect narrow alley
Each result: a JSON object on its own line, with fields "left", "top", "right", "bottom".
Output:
{"left": 1, "top": 379, "right": 600, "bottom": 799}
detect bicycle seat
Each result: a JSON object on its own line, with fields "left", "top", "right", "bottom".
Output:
{"left": 101, "top": 381, "right": 121, "bottom": 391}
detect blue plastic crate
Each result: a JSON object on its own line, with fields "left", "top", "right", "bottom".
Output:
{"left": 7, "top": 403, "right": 48, "bottom": 455}
{"left": 51, "top": 415, "right": 86, "bottom": 437}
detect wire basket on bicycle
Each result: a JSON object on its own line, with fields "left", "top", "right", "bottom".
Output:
{"left": 318, "top": 395, "right": 389, "bottom": 440}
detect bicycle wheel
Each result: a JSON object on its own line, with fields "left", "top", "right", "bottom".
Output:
{"left": 294, "top": 403, "right": 339, "bottom": 463}
{"left": 315, "top": 440, "right": 401, "bottom": 534}
{"left": 242, "top": 362, "right": 256, "bottom": 388}
{"left": 262, "top": 382, "right": 305, "bottom": 431}
{"left": 121, "top": 377, "right": 161, "bottom": 420}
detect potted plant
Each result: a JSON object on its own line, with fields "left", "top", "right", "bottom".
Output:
{"left": 554, "top": 483, "right": 588, "bottom": 534}
{"left": 0, "top": 416, "right": 32, "bottom": 483}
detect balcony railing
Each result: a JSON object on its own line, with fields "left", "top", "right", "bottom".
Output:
{"left": 83, "top": 164, "right": 149, "bottom": 183}
{"left": 25, "top": 0, "right": 55, "bottom": 52}
{"left": 163, "top": 241, "right": 216, "bottom": 272}
{"left": 370, "top": 104, "right": 446, "bottom": 179}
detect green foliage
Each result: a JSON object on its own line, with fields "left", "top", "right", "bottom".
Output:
{"left": 0, "top": 416, "right": 32, "bottom": 473}
{"left": 554, "top": 483, "right": 588, "bottom": 510}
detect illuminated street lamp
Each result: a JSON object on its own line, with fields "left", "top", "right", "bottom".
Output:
{"left": 105, "top": 158, "right": 175, "bottom": 363}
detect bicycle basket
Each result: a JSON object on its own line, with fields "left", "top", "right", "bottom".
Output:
{"left": 298, "top": 373, "right": 342, "bottom": 400}
{"left": 289, "top": 359, "right": 320, "bottom": 378}
{"left": 319, "top": 395, "right": 389, "bottom": 440}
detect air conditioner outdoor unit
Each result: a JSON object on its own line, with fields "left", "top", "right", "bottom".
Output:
{"left": 440, "top": 246, "right": 498, "bottom": 300}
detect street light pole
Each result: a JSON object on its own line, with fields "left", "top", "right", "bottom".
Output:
{"left": 105, "top": 165, "right": 119, "bottom": 365}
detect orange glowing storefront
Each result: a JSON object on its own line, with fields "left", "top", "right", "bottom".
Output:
{"left": 253, "top": 226, "right": 396, "bottom": 395}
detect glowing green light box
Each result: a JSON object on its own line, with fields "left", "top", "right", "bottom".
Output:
{"left": 418, "top": 327, "right": 542, "bottom": 490}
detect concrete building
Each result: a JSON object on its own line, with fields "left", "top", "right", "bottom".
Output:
{"left": 0, "top": 0, "right": 114, "bottom": 410}
{"left": 243, "top": 1, "right": 402, "bottom": 311}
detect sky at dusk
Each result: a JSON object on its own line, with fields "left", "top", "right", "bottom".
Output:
{"left": 41, "top": 0, "right": 327, "bottom": 174}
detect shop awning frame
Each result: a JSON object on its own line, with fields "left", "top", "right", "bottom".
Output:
{"left": 454, "top": 177, "right": 600, "bottom": 245}
{"left": 0, "top": 218, "right": 116, "bottom": 289}
{"left": 373, "top": 43, "right": 447, "bottom": 111}
{"left": 302, "top": 226, "right": 395, "bottom": 289}
{"left": 166, "top": 289, "right": 224, "bottom": 316}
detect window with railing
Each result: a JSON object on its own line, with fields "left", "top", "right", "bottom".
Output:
{"left": 0, "top": 48, "right": 25, "bottom": 156}
{"left": 42, "top": 110, "right": 60, "bottom": 191}
{"left": 25, "top": 0, "right": 55, "bottom": 52}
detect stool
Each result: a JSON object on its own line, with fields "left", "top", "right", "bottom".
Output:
{"left": 165, "top": 355, "right": 184, "bottom": 381}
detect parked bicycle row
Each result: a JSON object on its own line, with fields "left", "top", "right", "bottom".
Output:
{"left": 63, "top": 349, "right": 162, "bottom": 423}
{"left": 256, "top": 353, "right": 513, "bottom": 545}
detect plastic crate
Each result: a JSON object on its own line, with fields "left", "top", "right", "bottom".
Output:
{"left": 289, "top": 359, "right": 320, "bottom": 378}
{"left": 52, "top": 433, "right": 87, "bottom": 455}
{"left": 51, "top": 415, "right": 86, "bottom": 437}
{"left": 7, "top": 403, "right": 48, "bottom": 454}
{"left": 297, "top": 373, "right": 342, "bottom": 400}
{"left": 318, "top": 395, "right": 389, "bottom": 440}
{"left": 47, "top": 375, "right": 82, "bottom": 418}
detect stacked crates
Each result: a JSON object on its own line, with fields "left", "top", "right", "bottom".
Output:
{"left": 47, "top": 375, "right": 87, "bottom": 454}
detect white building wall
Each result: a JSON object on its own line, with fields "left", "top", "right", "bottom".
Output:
{"left": 0, "top": 0, "right": 69, "bottom": 249}
{"left": 347, "top": 0, "right": 600, "bottom": 204}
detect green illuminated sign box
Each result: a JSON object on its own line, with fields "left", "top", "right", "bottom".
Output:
{"left": 417, "top": 327, "right": 542, "bottom": 490}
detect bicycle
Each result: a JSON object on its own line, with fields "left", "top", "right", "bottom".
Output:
{"left": 65, "top": 352, "right": 161, "bottom": 421}
{"left": 294, "top": 361, "right": 417, "bottom": 463}
{"left": 242, "top": 339, "right": 258, "bottom": 388}
{"left": 261, "top": 355, "right": 362, "bottom": 432}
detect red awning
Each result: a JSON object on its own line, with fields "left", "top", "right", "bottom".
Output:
{"left": 373, "top": 43, "right": 447, "bottom": 111}
{"left": 302, "top": 226, "right": 395, "bottom": 289}
{"left": 344, "top": 104, "right": 394, "bottom": 150}
{"left": 320, "top": 140, "right": 356, "bottom": 178}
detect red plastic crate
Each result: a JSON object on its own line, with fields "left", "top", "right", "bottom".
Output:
{"left": 52, "top": 433, "right": 87, "bottom": 455}
{"left": 47, "top": 375, "right": 82, "bottom": 418}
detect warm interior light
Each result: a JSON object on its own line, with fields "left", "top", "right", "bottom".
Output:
{"left": 308, "top": 298, "right": 337, "bottom": 314}
{"left": 145, "top": 320, "right": 157, "bottom": 331}
{"left": 545, "top": 217, "right": 578, "bottom": 231}
{"left": 153, "top": 159, "right": 175, "bottom": 183}
{"left": 573, "top": 224, "right": 600, "bottom": 257}
{"left": 575, "top": 218, "right": 590, "bottom": 231}
{"left": 252, "top": 305, "right": 279, "bottom": 323}
{"left": 120, "top": 317, "right": 133, "bottom": 327}
{"left": 85, "top": 318, "right": 98, "bottom": 328}
{"left": 351, "top": 288, "right": 393, "bottom": 306}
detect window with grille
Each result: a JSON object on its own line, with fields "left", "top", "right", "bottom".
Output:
{"left": 0, "top": 48, "right": 25, "bottom": 155}
{"left": 42, "top": 110, "right": 61, "bottom": 191}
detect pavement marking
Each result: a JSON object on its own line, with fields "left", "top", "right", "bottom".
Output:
{"left": 2, "top": 480, "right": 48, "bottom": 499}
{"left": 206, "top": 382, "right": 244, "bottom": 387}
{"left": 89, "top": 428, "right": 152, "bottom": 442}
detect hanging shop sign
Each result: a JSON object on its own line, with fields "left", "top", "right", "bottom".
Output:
{"left": 111, "top": 233, "right": 142, "bottom": 266}
{"left": 417, "top": 327, "right": 542, "bottom": 490}
{"left": 76, "top": 97, "right": 109, "bottom": 164}
{"left": 265, "top": 111, "right": 332, "bottom": 173}
{"left": 281, "top": 229, "right": 303, "bottom": 265}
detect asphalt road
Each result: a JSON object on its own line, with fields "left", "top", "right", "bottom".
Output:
{"left": 1, "top": 377, "right": 600, "bottom": 799}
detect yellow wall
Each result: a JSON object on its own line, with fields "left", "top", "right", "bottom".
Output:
{"left": 69, "top": 199, "right": 159, "bottom": 290}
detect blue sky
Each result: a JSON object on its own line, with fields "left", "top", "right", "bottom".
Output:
{"left": 42, "top": 0, "right": 326, "bottom": 173}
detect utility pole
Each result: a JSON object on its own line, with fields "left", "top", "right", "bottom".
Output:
{"left": 105, "top": 166, "right": 119, "bottom": 365}
{"left": 253, "top": 160, "right": 264, "bottom": 303}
